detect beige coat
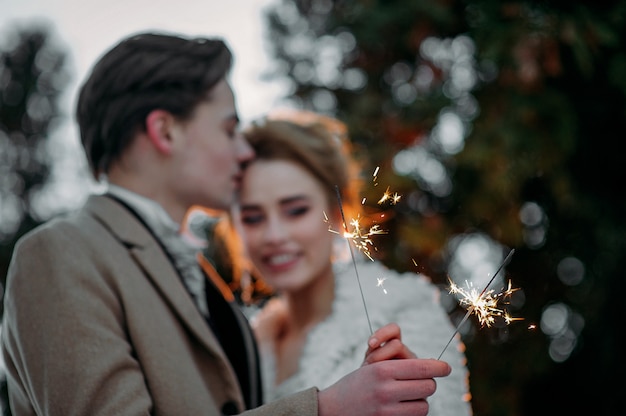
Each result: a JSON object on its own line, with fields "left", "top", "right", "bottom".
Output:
{"left": 1, "top": 195, "right": 317, "bottom": 415}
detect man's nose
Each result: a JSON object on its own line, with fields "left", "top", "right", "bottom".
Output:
{"left": 235, "top": 133, "right": 255, "bottom": 164}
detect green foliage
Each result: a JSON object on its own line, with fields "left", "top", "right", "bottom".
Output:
{"left": 0, "top": 23, "right": 70, "bottom": 416}
{"left": 264, "top": 0, "right": 626, "bottom": 414}
{"left": 0, "top": 24, "right": 70, "bottom": 289}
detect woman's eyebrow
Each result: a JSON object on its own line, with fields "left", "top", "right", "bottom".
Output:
{"left": 279, "top": 195, "right": 309, "bottom": 205}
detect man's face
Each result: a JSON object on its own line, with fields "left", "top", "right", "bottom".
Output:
{"left": 167, "top": 79, "right": 254, "bottom": 213}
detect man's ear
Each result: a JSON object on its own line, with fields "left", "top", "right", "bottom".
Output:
{"left": 145, "top": 109, "right": 174, "bottom": 154}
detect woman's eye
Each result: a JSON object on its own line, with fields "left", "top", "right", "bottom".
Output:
{"left": 286, "top": 206, "right": 309, "bottom": 217}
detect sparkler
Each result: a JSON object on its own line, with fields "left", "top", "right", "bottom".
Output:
{"left": 437, "top": 249, "right": 518, "bottom": 360}
{"left": 334, "top": 185, "right": 374, "bottom": 335}
{"left": 328, "top": 177, "right": 400, "bottom": 333}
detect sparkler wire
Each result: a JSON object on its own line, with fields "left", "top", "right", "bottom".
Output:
{"left": 437, "top": 248, "right": 515, "bottom": 360}
{"left": 335, "top": 185, "right": 374, "bottom": 335}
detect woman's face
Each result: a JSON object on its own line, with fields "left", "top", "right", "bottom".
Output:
{"left": 238, "top": 158, "right": 336, "bottom": 293}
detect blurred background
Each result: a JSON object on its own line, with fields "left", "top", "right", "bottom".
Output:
{"left": 1, "top": 0, "right": 625, "bottom": 415}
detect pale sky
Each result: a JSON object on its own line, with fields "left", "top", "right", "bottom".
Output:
{"left": 0, "top": 0, "right": 289, "bottom": 215}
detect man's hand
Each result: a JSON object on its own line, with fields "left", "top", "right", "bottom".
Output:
{"left": 318, "top": 357, "right": 451, "bottom": 416}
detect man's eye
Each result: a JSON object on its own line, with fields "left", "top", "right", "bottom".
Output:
{"left": 241, "top": 214, "right": 263, "bottom": 225}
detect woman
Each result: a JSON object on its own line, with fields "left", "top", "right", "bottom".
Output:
{"left": 232, "top": 110, "right": 472, "bottom": 415}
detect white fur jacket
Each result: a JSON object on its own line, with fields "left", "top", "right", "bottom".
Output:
{"left": 246, "top": 256, "right": 473, "bottom": 416}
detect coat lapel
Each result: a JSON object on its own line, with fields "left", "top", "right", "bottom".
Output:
{"left": 84, "top": 195, "right": 230, "bottom": 363}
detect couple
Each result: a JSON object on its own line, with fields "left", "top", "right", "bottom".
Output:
{"left": 0, "top": 32, "right": 471, "bottom": 415}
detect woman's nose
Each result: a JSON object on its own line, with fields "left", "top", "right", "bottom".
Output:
{"left": 262, "top": 217, "right": 288, "bottom": 244}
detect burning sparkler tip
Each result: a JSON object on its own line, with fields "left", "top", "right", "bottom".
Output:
{"left": 438, "top": 249, "right": 522, "bottom": 358}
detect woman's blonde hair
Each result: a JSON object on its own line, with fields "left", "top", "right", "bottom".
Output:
{"left": 244, "top": 109, "right": 363, "bottom": 218}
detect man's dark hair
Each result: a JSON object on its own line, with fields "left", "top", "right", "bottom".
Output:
{"left": 76, "top": 32, "right": 233, "bottom": 178}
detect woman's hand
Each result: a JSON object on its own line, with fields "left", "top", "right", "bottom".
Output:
{"left": 362, "top": 322, "right": 417, "bottom": 365}
{"left": 250, "top": 297, "right": 288, "bottom": 346}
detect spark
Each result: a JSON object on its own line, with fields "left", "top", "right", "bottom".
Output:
{"left": 378, "top": 187, "right": 392, "bottom": 204}
{"left": 377, "top": 186, "right": 402, "bottom": 205}
{"left": 376, "top": 277, "right": 388, "bottom": 294}
{"left": 325, "top": 213, "right": 386, "bottom": 261}
{"left": 448, "top": 278, "right": 521, "bottom": 328}
{"left": 411, "top": 258, "right": 423, "bottom": 274}
{"left": 372, "top": 166, "right": 380, "bottom": 185}
{"left": 438, "top": 249, "right": 520, "bottom": 360}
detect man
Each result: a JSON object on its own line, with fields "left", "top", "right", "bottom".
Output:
{"left": 1, "top": 32, "right": 451, "bottom": 415}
